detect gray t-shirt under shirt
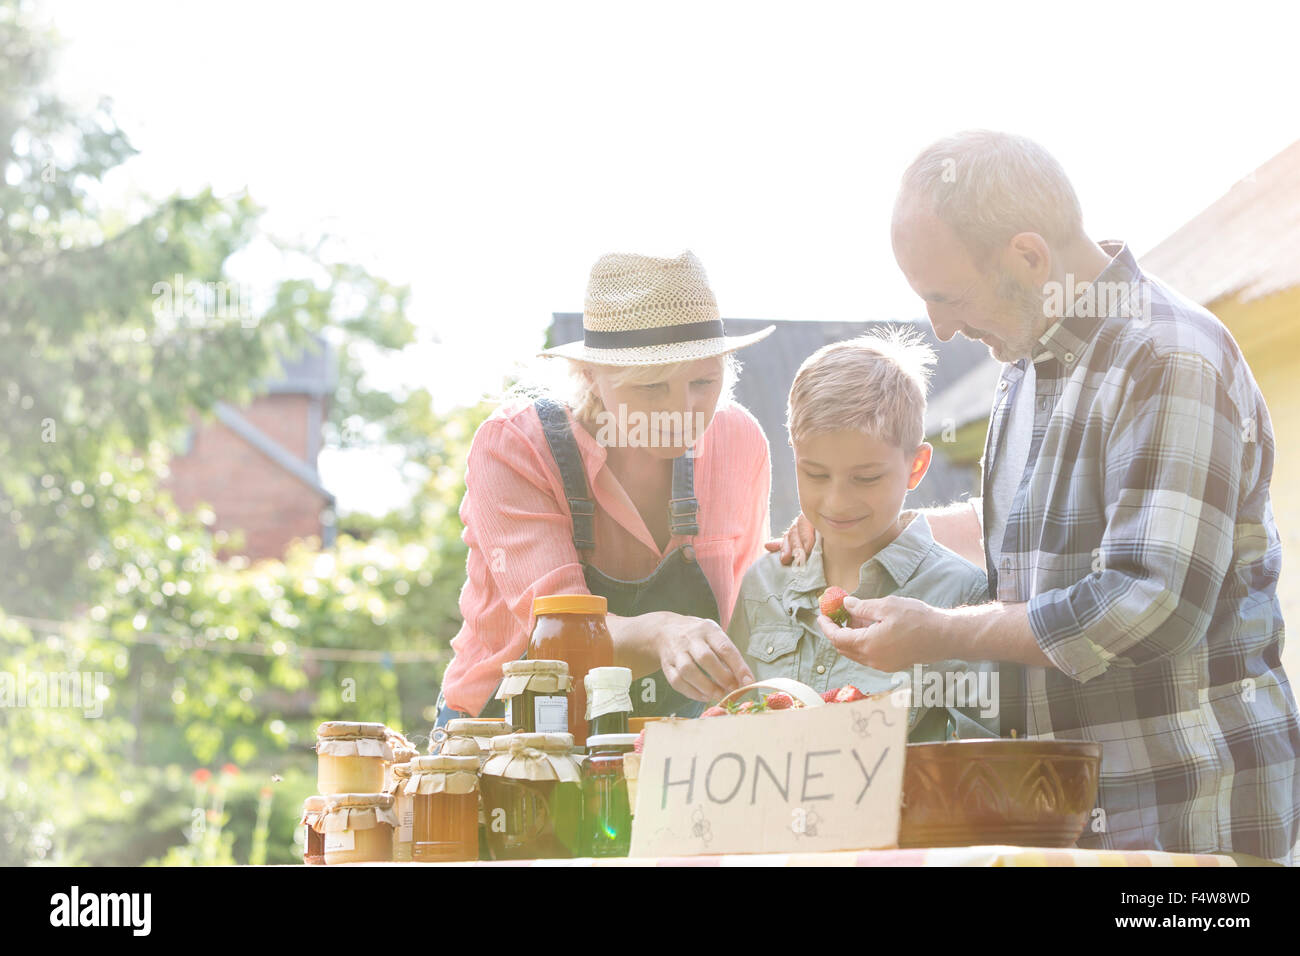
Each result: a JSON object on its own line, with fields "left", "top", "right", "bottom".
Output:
{"left": 983, "top": 360, "right": 1036, "bottom": 571}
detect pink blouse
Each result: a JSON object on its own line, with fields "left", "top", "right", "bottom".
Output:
{"left": 439, "top": 398, "right": 773, "bottom": 716}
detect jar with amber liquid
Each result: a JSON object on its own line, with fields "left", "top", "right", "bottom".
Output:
{"left": 406, "top": 755, "right": 480, "bottom": 862}
{"left": 480, "top": 732, "right": 583, "bottom": 860}
{"left": 527, "top": 595, "right": 614, "bottom": 746}
{"left": 432, "top": 718, "right": 512, "bottom": 860}
{"left": 497, "top": 660, "right": 572, "bottom": 734}
{"left": 300, "top": 795, "right": 327, "bottom": 865}
{"left": 316, "top": 722, "right": 392, "bottom": 795}
{"left": 319, "top": 792, "right": 397, "bottom": 864}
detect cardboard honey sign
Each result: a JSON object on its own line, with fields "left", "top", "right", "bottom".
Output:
{"left": 628, "top": 692, "right": 909, "bottom": 857}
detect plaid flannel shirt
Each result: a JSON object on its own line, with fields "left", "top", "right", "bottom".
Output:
{"left": 985, "top": 240, "right": 1300, "bottom": 863}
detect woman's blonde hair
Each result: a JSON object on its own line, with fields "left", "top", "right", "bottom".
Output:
{"left": 509, "top": 352, "right": 742, "bottom": 426}
{"left": 568, "top": 353, "right": 740, "bottom": 425}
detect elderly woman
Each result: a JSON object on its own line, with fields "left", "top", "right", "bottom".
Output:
{"left": 434, "top": 251, "right": 775, "bottom": 724}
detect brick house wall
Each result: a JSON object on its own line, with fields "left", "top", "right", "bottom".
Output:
{"left": 165, "top": 393, "right": 332, "bottom": 562}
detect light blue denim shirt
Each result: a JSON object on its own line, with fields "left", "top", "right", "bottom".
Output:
{"left": 727, "top": 513, "right": 999, "bottom": 741}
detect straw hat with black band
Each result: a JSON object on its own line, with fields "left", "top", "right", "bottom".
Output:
{"left": 539, "top": 251, "right": 774, "bottom": 366}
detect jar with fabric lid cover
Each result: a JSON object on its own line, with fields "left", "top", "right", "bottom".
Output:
{"left": 406, "top": 755, "right": 480, "bottom": 862}
{"left": 480, "top": 732, "right": 583, "bottom": 860}
{"left": 318, "top": 792, "right": 397, "bottom": 864}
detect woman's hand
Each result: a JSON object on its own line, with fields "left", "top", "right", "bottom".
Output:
{"left": 658, "top": 613, "right": 755, "bottom": 701}
{"left": 609, "top": 610, "right": 754, "bottom": 702}
{"left": 763, "top": 513, "right": 815, "bottom": 566}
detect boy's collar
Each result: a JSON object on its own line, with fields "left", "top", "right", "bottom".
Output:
{"left": 785, "top": 511, "right": 935, "bottom": 602}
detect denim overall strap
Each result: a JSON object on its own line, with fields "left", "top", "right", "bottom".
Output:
{"left": 668, "top": 449, "right": 700, "bottom": 537}
{"left": 533, "top": 398, "right": 596, "bottom": 552}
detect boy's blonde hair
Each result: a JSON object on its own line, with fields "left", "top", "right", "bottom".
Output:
{"left": 786, "top": 326, "right": 936, "bottom": 452}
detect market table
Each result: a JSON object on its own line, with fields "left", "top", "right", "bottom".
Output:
{"left": 331, "top": 846, "right": 1267, "bottom": 866}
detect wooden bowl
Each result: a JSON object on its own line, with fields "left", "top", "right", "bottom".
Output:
{"left": 899, "top": 739, "right": 1101, "bottom": 848}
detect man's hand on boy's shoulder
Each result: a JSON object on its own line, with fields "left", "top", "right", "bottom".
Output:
{"left": 817, "top": 594, "right": 946, "bottom": 673}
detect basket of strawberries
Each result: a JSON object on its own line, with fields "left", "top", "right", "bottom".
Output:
{"left": 707, "top": 676, "right": 826, "bottom": 715}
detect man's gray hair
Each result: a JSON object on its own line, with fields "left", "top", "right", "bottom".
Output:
{"left": 895, "top": 130, "right": 1085, "bottom": 264}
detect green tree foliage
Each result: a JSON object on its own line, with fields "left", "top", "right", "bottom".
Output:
{"left": 0, "top": 1, "right": 494, "bottom": 863}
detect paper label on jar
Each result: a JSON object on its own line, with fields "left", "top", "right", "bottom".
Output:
{"left": 534, "top": 695, "right": 569, "bottom": 733}
{"left": 324, "top": 829, "right": 355, "bottom": 852}
{"left": 399, "top": 807, "right": 414, "bottom": 843}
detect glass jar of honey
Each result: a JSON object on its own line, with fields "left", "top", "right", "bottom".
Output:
{"left": 432, "top": 718, "right": 512, "bottom": 860}
{"left": 300, "top": 795, "right": 327, "bottom": 865}
{"left": 387, "top": 762, "right": 414, "bottom": 862}
{"left": 406, "top": 755, "right": 480, "bottom": 862}
{"left": 497, "top": 660, "right": 572, "bottom": 734}
{"left": 581, "top": 733, "right": 637, "bottom": 857}
{"left": 585, "top": 666, "right": 633, "bottom": 738}
{"left": 316, "top": 722, "right": 392, "bottom": 795}
{"left": 528, "top": 594, "right": 614, "bottom": 746}
{"left": 319, "top": 792, "right": 397, "bottom": 864}
{"left": 480, "top": 732, "right": 583, "bottom": 860}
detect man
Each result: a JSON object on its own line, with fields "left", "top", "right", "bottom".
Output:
{"left": 783, "top": 130, "right": 1300, "bottom": 862}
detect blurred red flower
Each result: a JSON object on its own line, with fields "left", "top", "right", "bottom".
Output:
{"left": 191, "top": 768, "right": 212, "bottom": 784}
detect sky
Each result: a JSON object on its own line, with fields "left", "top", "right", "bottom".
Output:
{"left": 44, "top": 0, "right": 1300, "bottom": 513}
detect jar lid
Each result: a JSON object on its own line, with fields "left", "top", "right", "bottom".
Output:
{"left": 586, "top": 733, "right": 639, "bottom": 750}
{"left": 501, "top": 659, "right": 570, "bottom": 677}
{"left": 316, "top": 721, "right": 388, "bottom": 739}
{"left": 410, "top": 754, "right": 480, "bottom": 773}
{"left": 496, "top": 661, "right": 573, "bottom": 699}
{"left": 303, "top": 795, "right": 328, "bottom": 811}
{"left": 488, "top": 732, "right": 575, "bottom": 753}
{"left": 318, "top": 792, "right": 399, "bottom": 831}
{"left": 444, "top": 718, "right": 513, "bottom": 738}
{"left": 390, "top": 762, "right": 412, "bottom": 778}
{"left": 584, "top": 666, "right": 632, "bottom": 691}
{"left": 482, "top": 733, "right": 582, "bottom": 783}
{"left": 323, "top": 792, "right": 394, "bottom": 810}
{"left": 532, "top": 594, "right": 608, "bottom": 616}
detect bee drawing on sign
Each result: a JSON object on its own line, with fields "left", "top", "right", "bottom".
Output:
{"left": 691, "top": 806, "right": 713, "bottom": 847}
{"left": 851, "top": 708, "right": 893, "bottom": 738}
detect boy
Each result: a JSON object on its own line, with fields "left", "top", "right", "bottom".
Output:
{"left": 727, "top": 329, "right": 998, "bottom": 740}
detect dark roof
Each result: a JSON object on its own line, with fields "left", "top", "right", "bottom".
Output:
{"left": 549, "top": 315, "right": 994, "bottom": 531}
{"left": 262, "top": 334, "right": 336, "bottom": 396}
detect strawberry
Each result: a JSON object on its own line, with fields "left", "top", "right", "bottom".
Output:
{"left": 736, "top": 700, "right": 757, "bottom": 714}
{"left": 821, "top": 685, "right": 867, "bottom": 704}
{"left": 701, "top": 705, "right": 728, "bottom": 718}
{"left": 819, "top": 587, "right": 851, "bottom": 627}
{"left": 633, "top": 729, "right": 647, "bottom": 753}
{"left": 764, "top": 692, "right": 794, "bottom": 710}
